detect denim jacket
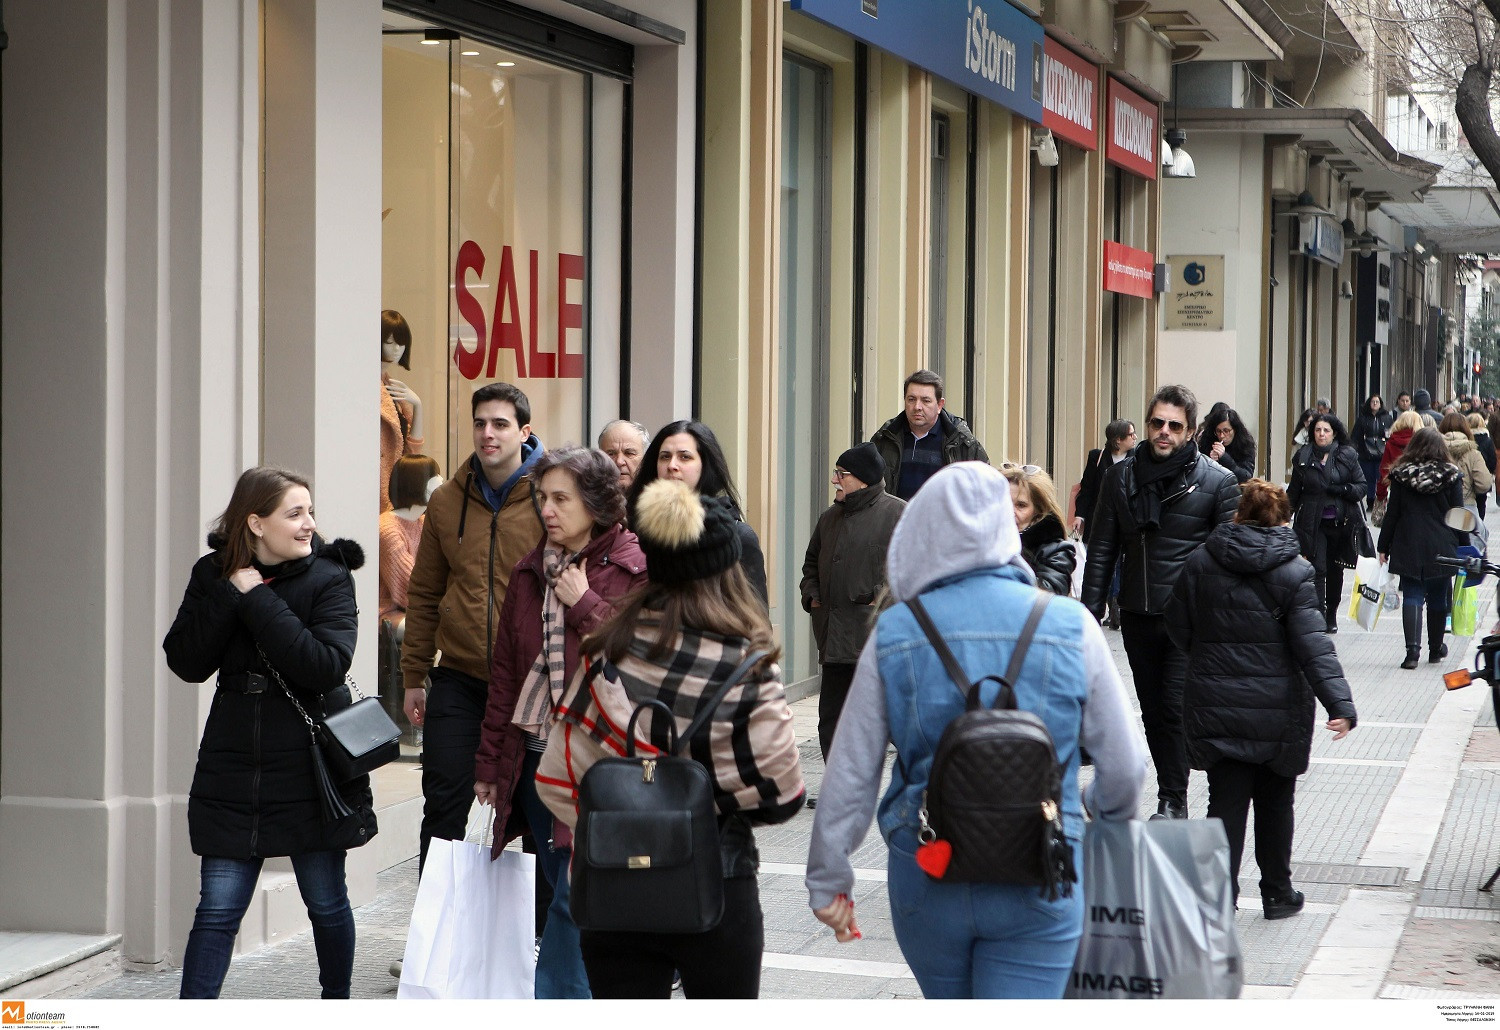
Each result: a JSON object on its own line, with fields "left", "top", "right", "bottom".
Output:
{"left": 875, "top": 565, "right": 1089, "bottom": 854}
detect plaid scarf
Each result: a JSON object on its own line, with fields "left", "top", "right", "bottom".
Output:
{"left": 535, "top": 618, "right": 804, "bottom": 827}
{"left": 511, "top": 545, "right": 577, "bottom": 737}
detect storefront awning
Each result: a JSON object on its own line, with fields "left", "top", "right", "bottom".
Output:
{"left": 1139, "top": 0, "right": 1290, "bottom": 62}
{"left": 1172, "top": 107, "right": 1441, "bottom": 202}
{"left": 1378, "top": 150, "right": 1500, "bottom": 253}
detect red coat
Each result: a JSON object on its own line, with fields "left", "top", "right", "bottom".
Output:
{"left": 474, "top": 522, "right": 647, "bottom": 855}
{"left": 1377, "top": 427, "right": 1414, "bottom": 501}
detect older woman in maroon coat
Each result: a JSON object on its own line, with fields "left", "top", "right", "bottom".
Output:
{"left": 473, "top": 446, "right": 648, "bottom": 998}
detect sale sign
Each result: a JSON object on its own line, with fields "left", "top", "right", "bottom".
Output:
{"left": 453, "top": 241, "right": 585, "bottom": 381}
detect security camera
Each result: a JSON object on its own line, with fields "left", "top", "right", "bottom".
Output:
{"left": 1030, "top": 127, "right": 1060, "bottom": 168}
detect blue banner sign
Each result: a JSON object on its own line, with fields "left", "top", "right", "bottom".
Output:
{"left": 791, "top": 0, "right": 1044, "bottom": 122}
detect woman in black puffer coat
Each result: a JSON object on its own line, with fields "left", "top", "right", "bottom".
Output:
{"left": 1377, "top": 428, "right": 1466, "bottom": 670}
{"left": 1003, "top": 463, "right": 1076, "bottom": 595}
{"left": 1167, "top": 479, "right": 1356, "bottom": 921}
{"left": 163, "top": 466, "right": 376, "bottom": 999}
{"left": 1287, "top": 413, "right": 1366, "bottom": 633}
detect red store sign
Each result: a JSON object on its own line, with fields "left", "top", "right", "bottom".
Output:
{"left": 1041, "top": 38, "right": 1099, "bottom": 151}
{"left": 1105, "top": 78, "right": 1158, "bottom": 180}
{"left": 1103, "top": 239, "right": 1155, "bottom": 298}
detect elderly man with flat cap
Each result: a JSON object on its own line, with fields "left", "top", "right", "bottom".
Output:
{"left": 800, "top": 443, "right": 907, "bottom": 798}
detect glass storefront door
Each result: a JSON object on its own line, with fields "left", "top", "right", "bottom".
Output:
{"left": 383, "top": 16, "right": 591, "bottom": 480}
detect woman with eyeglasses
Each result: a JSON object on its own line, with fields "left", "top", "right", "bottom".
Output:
{"left": 1002, "top": 463, "right": 1077, "bottom": 597}
{"left": 1287, "top": 413, "right": 1366, "bottom": 634}
{"left": 1196, "top": 403, "right": 1256, "bottom": 484}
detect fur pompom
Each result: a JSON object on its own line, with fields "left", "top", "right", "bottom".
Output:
{"left": 634, "top": 479, "right": 705, "bottom": 549}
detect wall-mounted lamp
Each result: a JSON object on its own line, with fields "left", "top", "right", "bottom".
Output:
{"left": 1030, "top": 127, "right": 1060, "bottom": 168}
{"left": 1288, "top": 190, "right": 1333, "bottom": 217}
{"left": 1340, "top": 280, "right": 1354, "bottom": 299}
{"left": 1163, "top": 127, "right": 1195, "bottom": 178}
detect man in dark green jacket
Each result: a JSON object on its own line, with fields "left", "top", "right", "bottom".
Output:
{"left": 801, "top": 443, "right": 906, "bottom": 769}
{"left": 870, "top": 370, "right": 988, "bottom": 500}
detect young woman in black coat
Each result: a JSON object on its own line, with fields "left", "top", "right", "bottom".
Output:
{"left": 1377, "top": 428, "right": 1466, "bottom": 669}
{"left": 1003, "top": 463, "right": 1076, "bottom": 595}
{"left": 1287, "top": 413, "right": 1366, "bottom": 633}
{"left": 1352, "top": 395, "right": 1391, "bottom": 504}
{"left": 163, "top": 467, "right": 376, "bottom": 999}
{"left": 1196, "top": 402, "right": 1256, "bottom": 484}
{"left": 1166, "top": 480, "right": 1356, "bottom": 920}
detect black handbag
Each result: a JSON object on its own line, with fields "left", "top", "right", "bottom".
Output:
{"left": 257, "top": 646, "right": 401, "bottom": 819}
{"left": 570, "top": 649, "right": 767, "bottom": 935}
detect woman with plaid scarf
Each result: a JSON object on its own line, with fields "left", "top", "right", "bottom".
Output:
{"left": 536, "top": 477, "right": 806, "bottom": 998}
{"left": 473, "top": 446, "right": 647, "bottom": 998}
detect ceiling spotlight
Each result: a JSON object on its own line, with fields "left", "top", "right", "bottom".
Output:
{"left": 496, "top": 60, "right": 516, "bottom": 67}
{"left": 1163, "top": 127, "right": 1195, "bottom": 178}
{"left": 461, "top": 50, "right": 479, "bottom": 56}
{"left": 1030, "top": 127, "right": 1060, "bottom": 168}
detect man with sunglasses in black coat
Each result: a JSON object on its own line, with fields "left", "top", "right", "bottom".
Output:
{"left": 1081, "top": 384, "right": 1240, "bottom": 820}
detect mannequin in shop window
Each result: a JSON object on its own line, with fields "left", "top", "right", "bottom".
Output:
{"left": 381, "top": 309, "right": 425, "bottom": 513}
{"left": 380, "top": 454, "right": 444, "bottom": 642}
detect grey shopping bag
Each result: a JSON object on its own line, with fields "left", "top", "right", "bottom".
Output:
{"left": 1065, "top": 817, "right": 1242, "bottom": 999}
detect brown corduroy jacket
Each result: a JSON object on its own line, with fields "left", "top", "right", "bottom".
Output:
{"left": 400, "top": 446, "right": 545, "bottom": 691}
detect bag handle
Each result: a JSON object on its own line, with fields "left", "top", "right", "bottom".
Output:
{"left": 908, "top": 592, "right": 1050, "bottom": 710}
{"left": 622, "top": 648, "right": 769, "bottom": 758}
{"left": 1240, "top": 575, "right": 1287, "bottom": 625}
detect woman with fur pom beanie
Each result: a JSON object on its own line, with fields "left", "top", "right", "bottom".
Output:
{"left": 536, "top": 478, "right": 805, "bottom": 998}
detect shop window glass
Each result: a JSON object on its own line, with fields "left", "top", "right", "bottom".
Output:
{"left": 383, "top": 22, "right": 589, "bottom": 482}
{"left": 779, "top": 53, "right": 832, "bottom": 687}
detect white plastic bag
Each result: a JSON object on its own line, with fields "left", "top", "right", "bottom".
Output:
{"left": 1066, "top": 818, "right": 1242, "bottom": 999}
{"left": 398, "top": 803, "right": 536, "bottom": 999}
{"left": 1348, "top": 556, "right": 1394, "bottom": 631}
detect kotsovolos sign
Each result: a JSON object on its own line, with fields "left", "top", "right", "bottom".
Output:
{"left": 1105, "top": 78, "right": 1158, "bottom": 180}
{"left": 790, "top": 0, "right": 1044, "bottom": 122}
{"left": 1041, "top": 37, "right": 1098, "bottom": 151}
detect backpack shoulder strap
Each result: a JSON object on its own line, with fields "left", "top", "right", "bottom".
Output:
{"left": 908, "top": 591, "right": 1051, "bottom": 696}
{"left": 1241, "top": 574, "right": 1287, "bottom": 624}
{"left": 673, "top": 648, "right": 769, "bottom": 756}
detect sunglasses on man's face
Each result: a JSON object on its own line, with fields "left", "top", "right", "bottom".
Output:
{"left": 1001, "top": 462, "right": 1043, "bottom": 475}
{"left": 1148, "top": 417, "right": 1186, "bottom": 433}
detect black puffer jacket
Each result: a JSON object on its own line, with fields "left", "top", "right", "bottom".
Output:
{"left": 1165, "top": 522, "right": 1357, "bottom": 777}
{"left": 1020, "top": 514, "right": 1076, "bottom": 596}
{"left": 1287, "top": 443, "right": 1366, "bottom": 563}
{"left": 1080, "top": 449, "right": 1240, "bottom": 619}
{"left": 163, "top": 535, "right": 377, "bottom": 859}
{"left": 1377, "top": 461, "right": 1465, "bottom": 580}
{"left": 1352, "top": 412, "right": 1388, "bottom": 463}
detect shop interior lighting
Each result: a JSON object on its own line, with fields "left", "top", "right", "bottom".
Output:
{"left": 462, "top": 50, "right": 479, "bottom": 56}
{"left": 497, "top": 60, "right": 517, "bottom": 67}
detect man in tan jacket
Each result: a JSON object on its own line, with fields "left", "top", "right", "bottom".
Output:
{"left": 402, "top": 381, "right": 544, "bottom": 871}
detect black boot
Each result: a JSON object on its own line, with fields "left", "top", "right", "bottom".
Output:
{"left": 1262, "top": 888, "right": 1305, "bottom": 920}
{"left": 1325, "top": 569, "right": 1343, "bottom": 633}
{"left": 1401, "top": 607, "right": 1422, "bottom": 669}
{"left": 1428, "top": 603, "right": 1449, "bottom": 663}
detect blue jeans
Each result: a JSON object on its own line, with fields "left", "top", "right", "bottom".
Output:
{"left": 516, "top": 748, "right": 590, "bottom": 998}
{"left": 887, "top": 840, "right": 1084, "bottom": 999}
{"left": 1361, "top": 458, "right": 1381, "bottom": 504}
{"left": 180, "top": 851, "right": 353, "bottom": 999}
{"left": 1401, "top": 575, "right": 1451, "bottom": 613}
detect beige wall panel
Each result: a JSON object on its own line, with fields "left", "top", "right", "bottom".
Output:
{"left": 864, "top": 51, "right": 912, "bottom": 430}
{"left": 905, "top": 67, "right": 932, "bottom": 374}
{"left": 970, "top": 104, "right": 1023, "bottom": 461}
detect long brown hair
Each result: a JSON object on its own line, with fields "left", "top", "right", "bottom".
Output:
{"left": 212, "top": 466, "right": 311, "bottom": 576}
{"left": 583, "top": 562, "right": 781, "bottom": 665}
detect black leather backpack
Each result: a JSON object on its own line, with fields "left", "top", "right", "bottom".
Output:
{"left": 570, "top": 649, "right": 768, "bottom": 935}
{"left": 909, "top": 591, "right": 1076, "bottom": 898}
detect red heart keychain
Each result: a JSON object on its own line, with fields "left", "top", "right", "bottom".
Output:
{"left": 916, "top": 838, "right": 952, "bottom": 879}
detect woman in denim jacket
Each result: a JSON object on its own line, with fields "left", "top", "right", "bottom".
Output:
{"left": 805, "top": 462, "right": 1147, "bottom": 999}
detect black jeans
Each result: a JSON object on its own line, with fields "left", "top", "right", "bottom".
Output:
{"left": 1119, "top": 612, "right": 1190, "bottom": 807}
{"left": 418, "top": 665, "right": 488, "bottom": 874}
{"left": 818, "top": 662, "right": 857, "bottom": 762}
{"left": 1206, "top": 759, "right": 1296, "bottom": 902}
{"left": 579, "top": 875, "right": 765, "bottom": 998}
{"left": 1307, "top": 518, "right": 1346, "bottom": 618}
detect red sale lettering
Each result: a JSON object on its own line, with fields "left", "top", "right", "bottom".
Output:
{"left": 490, "top": 245, "right": 527, "bottom": 378}
{"left": 558, "top": 253, "right": 584, "bottom": 379}
{"left": 454, "top": 240, "right": 487, "bottom": 380}
{"left": 451, "top": 241, "right": 586, "bottom": 380}
{"left": 528, "top": 248, "right": 552, "bottom": 378}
